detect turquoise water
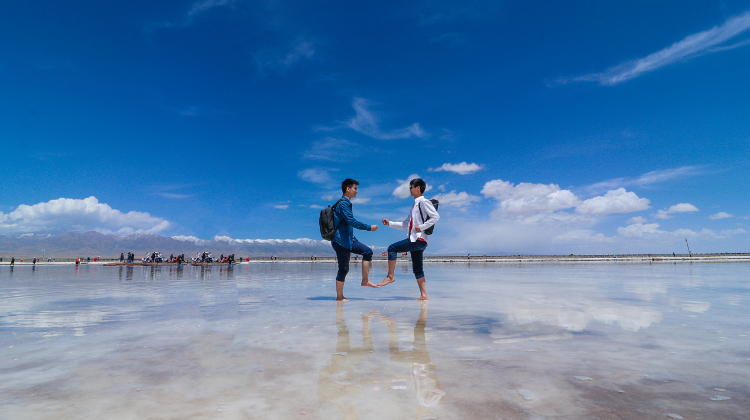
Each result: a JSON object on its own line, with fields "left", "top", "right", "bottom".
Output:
{"left": 1, "top": 262, "right": 749, "bottom": 419}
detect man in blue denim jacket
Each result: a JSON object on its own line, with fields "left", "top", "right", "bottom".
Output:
{"left": 332, "top": 178, "right": 379, "bottom": 300}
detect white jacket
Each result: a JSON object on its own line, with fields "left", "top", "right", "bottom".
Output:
{"left": 387, "top": 196, "right": 439, "bottom": 243}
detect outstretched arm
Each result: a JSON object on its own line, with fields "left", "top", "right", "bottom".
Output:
{"left": 339, "top": 201, "right": 375, "bottom": 231}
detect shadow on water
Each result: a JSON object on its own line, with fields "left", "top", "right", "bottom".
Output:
{"left": 317, "top": 301, "right": 444, "bottom": 419}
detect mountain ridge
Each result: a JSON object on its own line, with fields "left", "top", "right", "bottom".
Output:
{"left": 0, "top": 232, "right": 385, "bottom": 258}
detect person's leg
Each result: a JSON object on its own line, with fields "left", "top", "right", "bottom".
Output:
{"left": 350, "top": 238, "right": 377, "bottom": 288}
{"left": 378, "top": 238, "right": 411, "bottom": 287}
{"left": 411, "top": 242, "right": 428, "bottom": 300}
{"left": 331, "top": 241, "right": 351, "bottom": 300}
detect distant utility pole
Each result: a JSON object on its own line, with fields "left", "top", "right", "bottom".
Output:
{"left": 685, "top": 238, "right": 691, "bottom": 257}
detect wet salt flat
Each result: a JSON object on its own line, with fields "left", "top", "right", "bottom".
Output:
{"left": 1, "top": 262, "right": 749, "bottom": 420}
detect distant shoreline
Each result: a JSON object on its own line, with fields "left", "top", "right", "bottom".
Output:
{"left": 2, "top": 253, "right": 749, "bottom": 266}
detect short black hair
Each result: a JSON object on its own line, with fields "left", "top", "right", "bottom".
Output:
{"left": 342, "top": 178, "right": 359, "bottom": 194}
{"left": 409, "top": 178, "right": 426, "bottom": 194}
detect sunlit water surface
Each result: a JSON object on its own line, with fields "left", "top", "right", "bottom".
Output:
{"left": 1, "top": 262, "right": 749, "bottom": 420}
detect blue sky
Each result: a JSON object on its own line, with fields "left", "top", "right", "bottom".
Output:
{"left": 2, "top": 0, "right": 750, "bottom": 254}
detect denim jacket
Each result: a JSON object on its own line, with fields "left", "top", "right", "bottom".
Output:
{"left": 332, "top": 196, "right": 369, "bottom": 250}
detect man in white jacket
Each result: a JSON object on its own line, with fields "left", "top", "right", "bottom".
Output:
{"left": 379, "top": 178, "right": 439, "bottom": 300}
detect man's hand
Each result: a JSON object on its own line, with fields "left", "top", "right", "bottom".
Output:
{"left": 382, "top": 219, "right": 389, "bottom": 226}
{"left": 415, "top": 226, "right": 422, "bottom": 232}
{"left": 370, "top": 225, "right": 379, "bottom": 232}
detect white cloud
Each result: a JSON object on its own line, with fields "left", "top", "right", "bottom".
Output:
{"left": 430, "top": 162, "right": 483, "bottom": 175}
{"left": 188, "top": 0, "right": 233, "bottom": 17}
{"left": 575, "top": 188, "right": 650, "bottom": 215}
{"left": 310, "top": 205, "right": 325, "bottom": 209}
{"left": 274, "top": 205, "right": 289, "bottom": 210}
{"left": 616, "top": 223, "right": 664, "bottom": 238}
{"left": 721, "top": 228, "right": 747, "bottom": 235}
{"left": 561, "top": 11, "right": 750, "bottom": 85}
{"left": 628, "top": 216, "right": 648, "bottom": 224}
{"left": 709, "top": 211, "right": 733, "bottom": 220}
{"left": 303, "top": 137, "right": 360, "bottom": 162}
{"left": 585, "top": 166, "right": 705, "bottom": 194}
{"left": 653, "top": 203, "right": 699, "bottom": 219}
{"left": 392, "top": 174, "right": 432, "bottom": 198}
{"left": 481, "top": 179, "right": 581, "bottom": 217}
{"left": 432, "top": 191, "right": 481, "bottom": 208}
{"left": 298, "top": 168, "right": 336, "bottom": 184}
{"left": 280, "top": 41, "right": 315, "bottom": 67}
{"left": 253, "top": 39, "right": 315, "bottom": 73}
{"left": 668, "top": 203, "right": 699, "bottom": 213}
{"left": 346, "top": 98, "right": 427, "bottom": 140}
{"left": 350, "top": 197, "right": 370, "bottom": 204}
{"left": 653, "top": 210, "right": 673, "bottom": 220}
{"left": 0, "top": 197, "right": 170, "bottom": 235}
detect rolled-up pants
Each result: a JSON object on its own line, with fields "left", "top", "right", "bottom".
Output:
{"left": 332, "top": 238, "right": 373, "bottom": 282}
{"left": 387, "top": 238, "right": 427, "bottom": 279}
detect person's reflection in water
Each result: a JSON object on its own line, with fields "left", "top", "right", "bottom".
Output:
{"left": 126, "top": 266, "right": 133, "bottom": 281}
{"left": 382, "top": 302, "right": 445, "bottom": 419}
{"left": 317, "top": 302, "right": 376, "bottom": 420}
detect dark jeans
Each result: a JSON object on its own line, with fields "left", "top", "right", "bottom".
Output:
{"left": 387, "top": 238, "right": 427, "bottom": 279}
{"left": 332, "top": 238, "right": 373, "bottom": 282}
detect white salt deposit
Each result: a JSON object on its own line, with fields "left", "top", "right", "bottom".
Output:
{"left": 518, "top": 389, "right": 536, "bottom": 400}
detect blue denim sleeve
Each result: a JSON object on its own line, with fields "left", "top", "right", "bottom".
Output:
{"left": 339, "top": 201, "right": 369, "bottom": 231}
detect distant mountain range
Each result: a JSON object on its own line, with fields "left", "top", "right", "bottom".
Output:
{"left": 0, "top": 232, "right": 385, "bottom": 258}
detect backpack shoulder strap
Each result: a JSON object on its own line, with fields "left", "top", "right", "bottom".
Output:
{"left": 333, "top": 198, "right": 346, "bottom": 230}
{"left": 417, "top": 199, "right": 427, "bottom": 223}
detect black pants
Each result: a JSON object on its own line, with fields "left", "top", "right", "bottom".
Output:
{"left": 332, "top": 238, "right": 373, "bottom": 282}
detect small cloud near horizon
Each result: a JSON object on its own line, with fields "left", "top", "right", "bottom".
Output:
{"left": 430, "top": 162, "right": 483, "bottom": 175}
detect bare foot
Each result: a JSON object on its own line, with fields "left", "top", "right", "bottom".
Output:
{"left": 336, "top": 297, "right": 349, "bottom": 301}
{"left": 377, "top": 276, "right": 395, "bottom": 287}
{"left": 416, "top": 296, "right": 428, "bottom": 301}
{"left": 361, "top": 280, "right": 380, "bottom": 288}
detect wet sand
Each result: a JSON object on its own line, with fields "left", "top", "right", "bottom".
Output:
{"left": 1, "top": 263, "right": 748, "bottom": 419}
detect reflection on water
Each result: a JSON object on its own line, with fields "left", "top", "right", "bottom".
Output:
{"left": 317, "top": 302, "right": 444, "bottom": 419}
{"left": 0, "top": 263, "right": 749, "bottom": 419}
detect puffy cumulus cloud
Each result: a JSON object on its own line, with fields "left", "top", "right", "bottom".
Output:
{"left": 616, "top": 223, "right": 663, "bottom": 238}
{"left": 653, "top": 203, "right": 699, "bottom": 219}
{"left": 430, "top": 162, "right": 483, "bottom": 175}
{"left": 709, "top": 212, "right": 733, "bottom": 220}
{"left": 628, "top": 216, "right": 648, "bottom": 224}
{"left": 392, "top": 174, "right": 432, "bottom": 198}
{"left": 575, "top": 188, "right": 650, "bottom": 215}
{"left": 0, "top": 197, "right": 170, "bottom": 235}
{"left": 432, "top": 191, "right": 481, "bottom": 208}
{"left": 481, "top": 179, "right": 580, "bottom": 218}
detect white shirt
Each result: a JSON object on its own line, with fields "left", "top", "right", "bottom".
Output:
{"left": 386, "top": 196, "right": 439, "bottom": 243}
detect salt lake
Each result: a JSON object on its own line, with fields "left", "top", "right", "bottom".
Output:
{"left": 1, "top": 262, "right": 748, "bottom": 419}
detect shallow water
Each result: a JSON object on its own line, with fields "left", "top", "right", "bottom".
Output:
{"left": 1, "top": 262, "right": 749, "bottom": 419}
